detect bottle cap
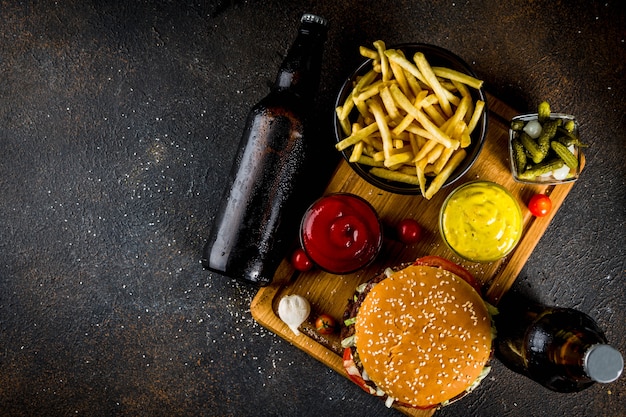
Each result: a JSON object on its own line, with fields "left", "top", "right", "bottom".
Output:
{"left": 301, "top": 13, "right": 328, "bottom": 27}
{"left": 585, "top": 344, "right": 624, "bottom": 383}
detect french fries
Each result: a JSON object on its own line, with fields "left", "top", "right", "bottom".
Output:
{"left": 335, "top": 41, "right": 486, "bottom": 199}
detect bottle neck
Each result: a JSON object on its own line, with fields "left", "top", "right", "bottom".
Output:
{"left": 273, "top": 18, "right": 327, "bottom": 99}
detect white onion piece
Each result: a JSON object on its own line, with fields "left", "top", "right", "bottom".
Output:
{"left": 552, "top": 164, "right": 572, "bottom": 180}
{"left": 278, "top": 294, "right": 310, "bottom": 336}
{"left": 523, "top": 120, "right": 543, "bottom": 139}
{"left": 385, "top": 396, "right": 395, "bottom": 408}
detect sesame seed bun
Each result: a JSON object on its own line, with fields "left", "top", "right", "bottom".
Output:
{"left": 352, "top": 264, "right": 492, "bottom": 408}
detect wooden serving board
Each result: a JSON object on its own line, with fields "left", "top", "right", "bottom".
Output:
{"left": 250, "top": 93, "right": 579, "bottom": 416}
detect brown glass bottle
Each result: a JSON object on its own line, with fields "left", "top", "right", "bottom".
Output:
{"left": 202, "top": 14, "right": 328, "bottom": 286}
{"left": 495, "top": 296, "right": 623, "bottom": 392}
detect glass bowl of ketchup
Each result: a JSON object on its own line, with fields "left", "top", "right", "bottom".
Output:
{"left": 300, "top": 193, "right": 383, "bottom": 274}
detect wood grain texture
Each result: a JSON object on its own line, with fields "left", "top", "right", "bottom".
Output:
{"left": 251, "top": 92, "right": 578, "bottom": 416}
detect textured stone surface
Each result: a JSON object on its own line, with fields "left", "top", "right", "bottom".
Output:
{"left": 0, "top": 1, "right": 624, "bottom": 416}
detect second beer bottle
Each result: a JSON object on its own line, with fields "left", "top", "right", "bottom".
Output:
{"left": 202, "top": 14, "right": 329, "bottom": 285}
{"left": 495, "top": 294, "right": 623, "bottom": 392}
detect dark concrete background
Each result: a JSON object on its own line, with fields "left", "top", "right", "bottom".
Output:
{"left": 0, "top": 1, "right": 624, "bottom": 416}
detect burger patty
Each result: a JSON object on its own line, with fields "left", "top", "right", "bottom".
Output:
{"left": 341, "top": 271, "right": 387, "bottom": 341}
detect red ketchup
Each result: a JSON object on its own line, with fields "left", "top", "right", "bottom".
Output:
{"left": 300, "top": 193, "right": 382, "bottom": 274}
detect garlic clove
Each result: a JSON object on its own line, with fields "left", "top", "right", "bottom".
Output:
{"left": 277, "top": 294, "right": 311, "bottom": 336}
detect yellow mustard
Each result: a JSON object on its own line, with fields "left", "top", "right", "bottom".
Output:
{"left": 440, "top": 181, "right": 522, "bottom": 262}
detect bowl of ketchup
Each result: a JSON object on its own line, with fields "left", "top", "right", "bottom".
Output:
{"left": 300, "top": 193, "right": 383, "bottom": 274}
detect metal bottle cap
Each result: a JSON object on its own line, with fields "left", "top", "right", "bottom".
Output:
{"left": 301, "top": 13, "right": 328, "bottom": 27}
{"left": 584, "top": 344, "right": 624, "bottom": 383}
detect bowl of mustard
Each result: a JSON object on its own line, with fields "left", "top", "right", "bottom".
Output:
{"left": 439, "top": 181, "right": 522, "bottom": 262}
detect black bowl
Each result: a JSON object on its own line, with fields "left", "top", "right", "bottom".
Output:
{"left": 333, "top": 43, "right": 488, "bottom": 195}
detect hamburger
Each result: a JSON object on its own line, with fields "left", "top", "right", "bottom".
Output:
{"left": 341, "top": 255, "right": 495, "bottom": 409}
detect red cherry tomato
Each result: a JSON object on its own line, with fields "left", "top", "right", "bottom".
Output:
{"left": 528, "top": 193, "right": 552, "bottom": 217}
{"left": 290, "top": 248, "right": 313, "bottom": 272}
{"left": 396, "top": 218, "right": 422, "bottom": 245}
{"left": 315, "top": 314, "right": 337, "bottom": 334}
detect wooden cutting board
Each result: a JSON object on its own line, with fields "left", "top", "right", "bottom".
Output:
{"left": 250, "top": 92, "right": 579, "bottom": 416}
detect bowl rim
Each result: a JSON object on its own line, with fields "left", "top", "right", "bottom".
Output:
{"left": 508, "top": 113, "right": 581, "bottom": 185}
{"left": 333, "top": 42, "right": 489, "bottom": 195}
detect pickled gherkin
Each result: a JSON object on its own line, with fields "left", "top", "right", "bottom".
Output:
{"left": 538, "top": 101, "right": 551, "bottom": 122}
{"left": 537, "top": 119, "right": 560, "bottom": 143}
{"left": 511, "top": 138, "right": 527, "bottom": 173}
{"left": 519, "top": 132, "right": 545, "bottom": 164}
{"left": 510, "top": 120, "right": 525, "bottom": 131}
{"left": 535, "top": 119, "right": 560, "bottom": 160}
{"left": 551, "top": 141, "right": 578, "bottom": 170}
{"left": 518, "top": 159, "right": 565, "bottom": 180}
{"left": 557, "top": 127, "right": 588, "bottom": 147}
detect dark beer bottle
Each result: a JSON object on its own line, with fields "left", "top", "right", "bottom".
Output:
{"left": 202, "top": 14, "right": 328, "bottom": 286}
{"left": 495, "top": 296, "right": 623, "bottom": 392}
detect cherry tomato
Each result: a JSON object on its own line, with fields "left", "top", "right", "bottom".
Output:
{"left": 315, "top": 314, "right": 337, "bottom": 334}
{"left": 528, "top": 193, "right": 552, "bottom": 217}
{"left": 290, "top": 248, "right": 313, "bottom": 272}
{"left": 396, "top": 218, "right": 422, "bottom": 245}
